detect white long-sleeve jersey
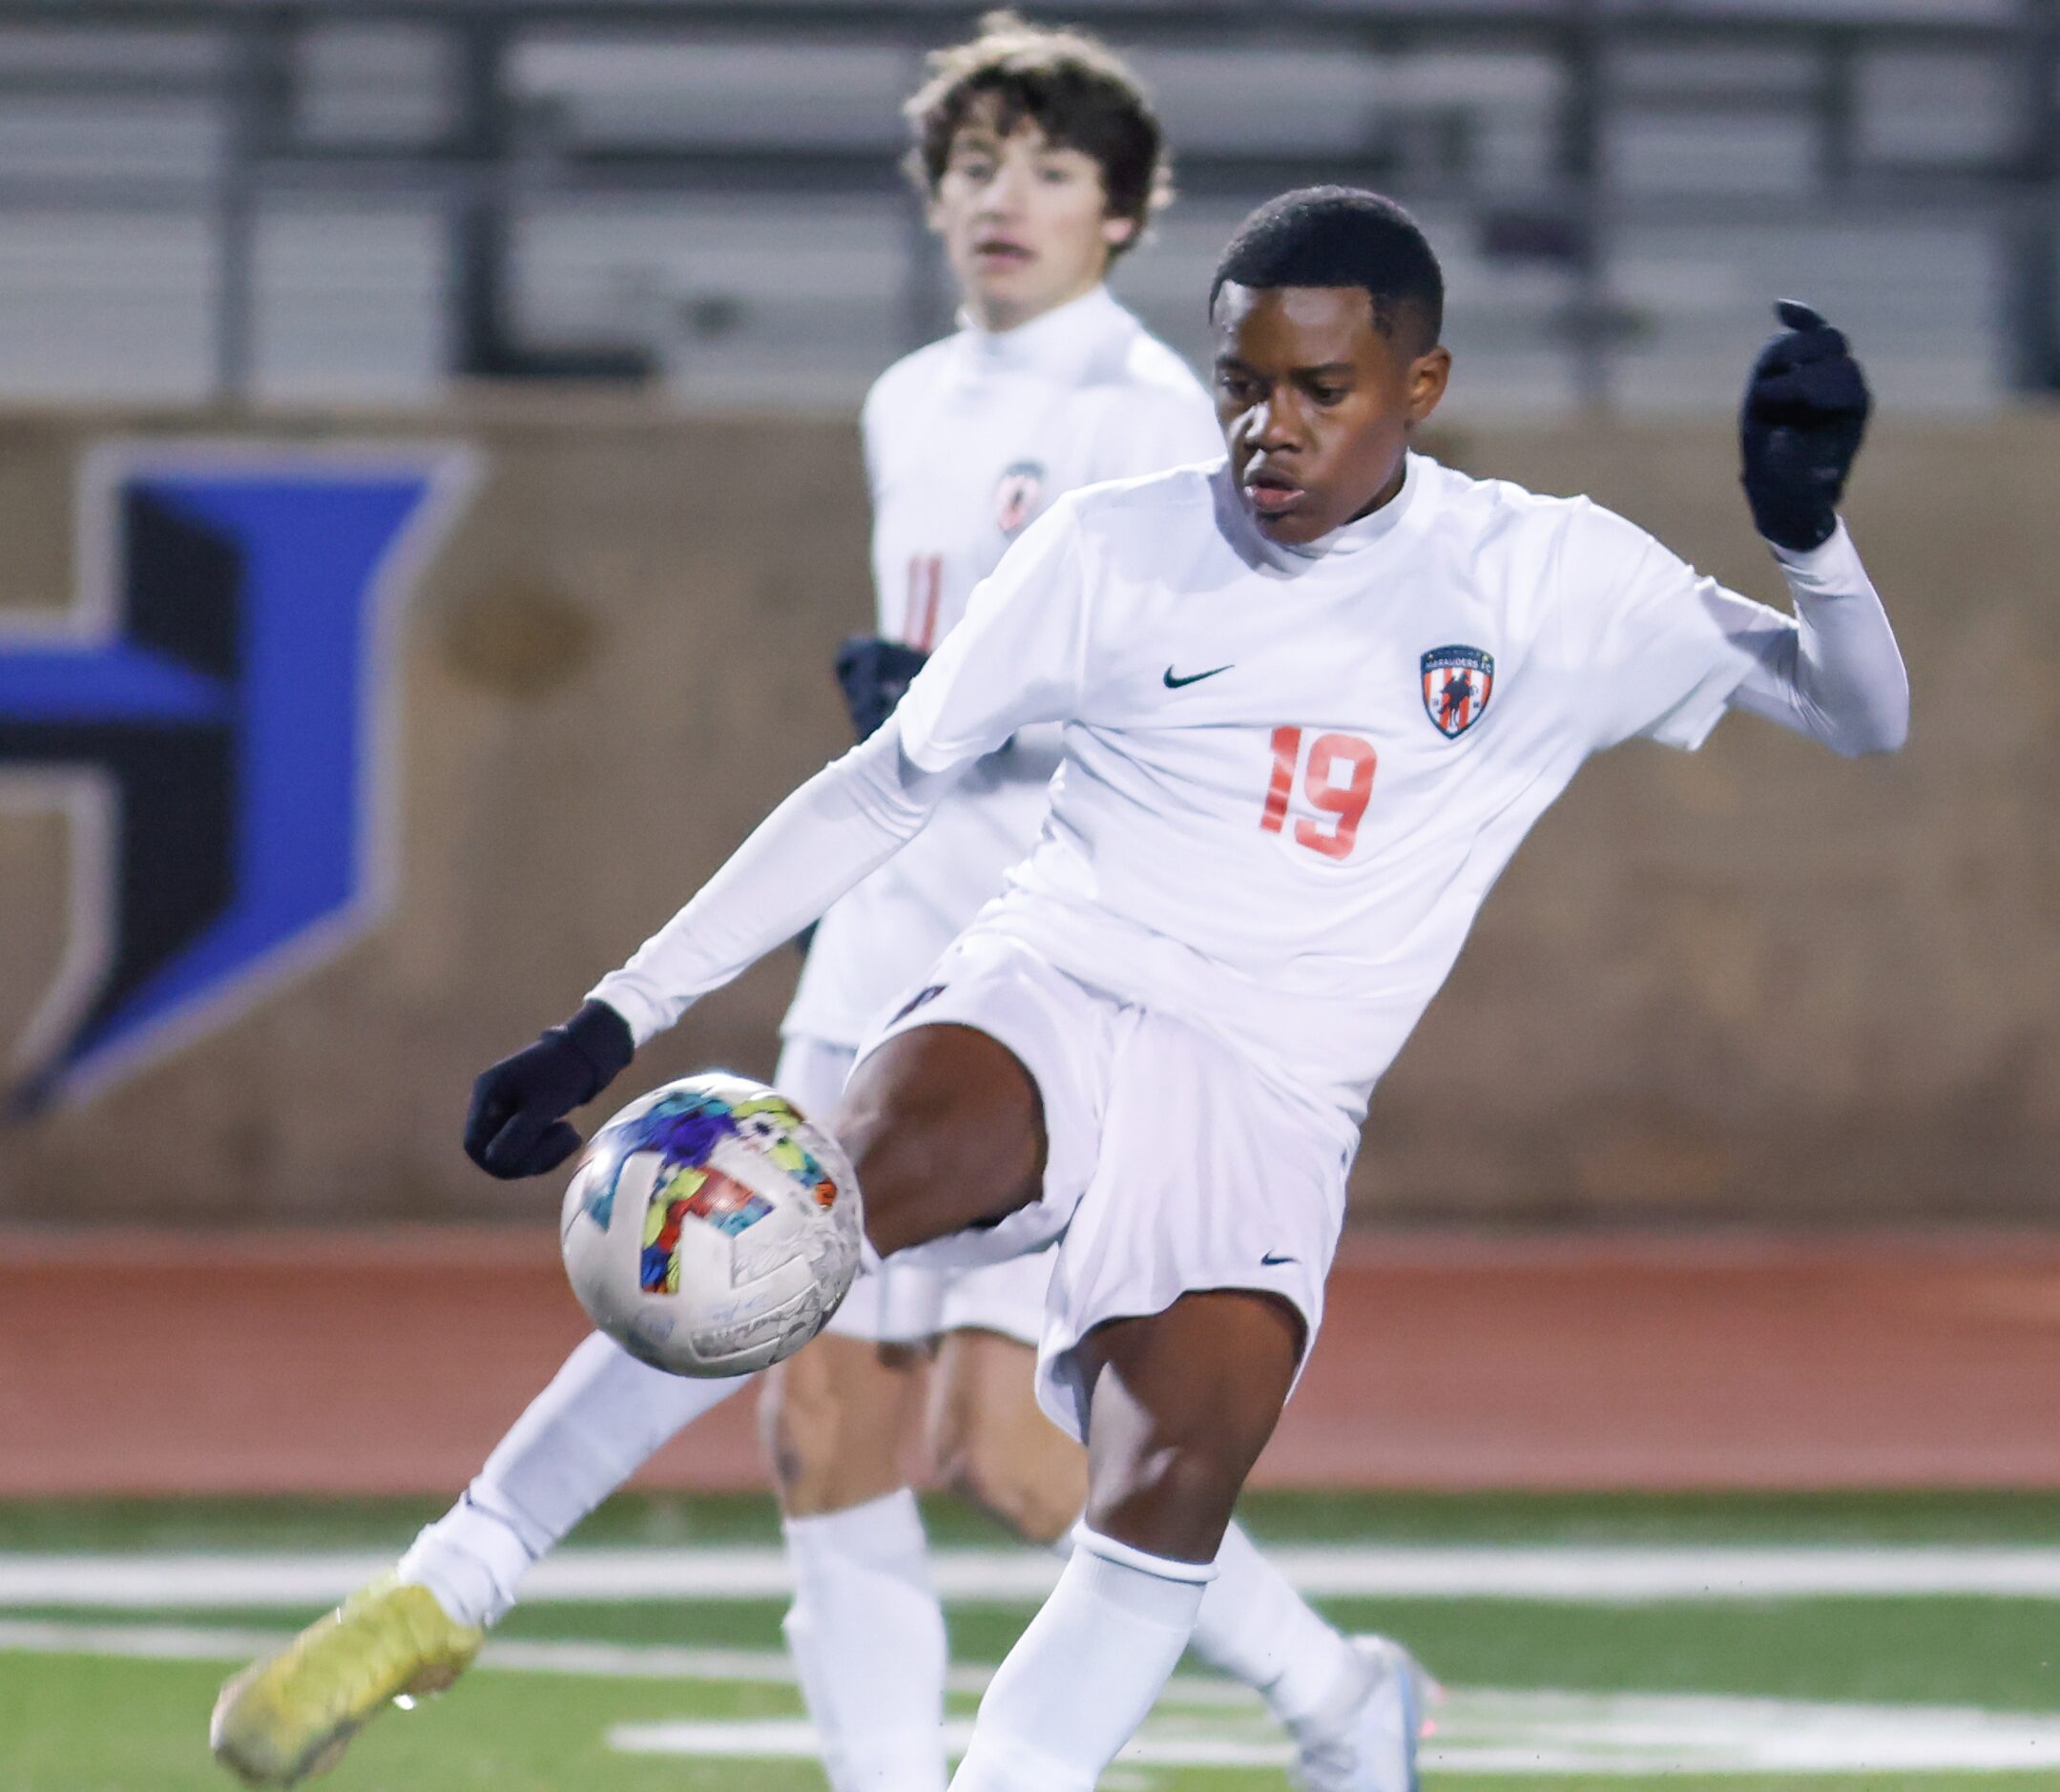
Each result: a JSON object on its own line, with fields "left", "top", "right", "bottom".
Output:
{"left": 599, "top": 453, "right": 1907, "bottom": 1129}
{"left": 780, "top": 283, "right": 1221, "bottom": 1048}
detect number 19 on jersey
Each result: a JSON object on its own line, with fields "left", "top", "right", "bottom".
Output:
{"left": 1260, "top": 727, "right": 1377, "bottom": 861}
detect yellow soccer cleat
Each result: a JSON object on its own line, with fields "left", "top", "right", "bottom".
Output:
{"left": 209, "top": 1573, "right": 484, "bottom": 1786}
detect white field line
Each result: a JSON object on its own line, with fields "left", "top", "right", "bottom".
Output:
{"left": 12, "top": 1618, "right": 2060, "bottom": 1775}
{"left": 0, "top": 1619, "right": 802, "bottom": 1687}
{"left": 615, "top": 1692, "right": 2060, "bottom": 1776}
{"left": 10, "top": 1544, "right": 2060, "bottom": 1609}
{"left": 0, "top": 1616, "right": 1248, "bottom": 1705}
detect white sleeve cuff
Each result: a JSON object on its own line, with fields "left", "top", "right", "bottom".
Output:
{"left": 584, "top": 976, "right": 671, "bottom": 1050}
{"left": 1769, "top": 518, "right": 1864, "bottom": 594}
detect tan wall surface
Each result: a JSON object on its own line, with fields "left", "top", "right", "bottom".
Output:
{"left": 0, "top": 402, "right": 2049, "bottom": 1224}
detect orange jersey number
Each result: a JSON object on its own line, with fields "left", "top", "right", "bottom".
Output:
{"left": 1260, "top": 726, "right": 1377, "bottom": 860}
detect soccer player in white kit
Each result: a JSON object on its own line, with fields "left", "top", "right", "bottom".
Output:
{"left": 453, "top": 187, "right": 1907, "bottom": 1788}
{"left": 210, "top": 25, "right": 1423, "bottom": 1792}
{"left": 762, "top": 22, "right": 1420, "bottom": 1792}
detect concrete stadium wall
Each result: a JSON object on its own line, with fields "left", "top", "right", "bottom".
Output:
{"left": 0, "top": 402, "right": 2048, "bottom": 1225}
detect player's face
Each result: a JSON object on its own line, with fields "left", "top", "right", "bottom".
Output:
{"left": 1212, "top": 282, "right": 1450, "bottom": 546}
{"left": 929, "top": 112, "right": 1136, "bottom": 332}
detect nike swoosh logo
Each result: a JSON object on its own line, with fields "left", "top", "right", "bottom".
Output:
{"left": 1163, "top": 663, "right": 1233, "bottom": 689}
{"left": 1260, "top": 1251, "right": 1298, "bottom": 1267}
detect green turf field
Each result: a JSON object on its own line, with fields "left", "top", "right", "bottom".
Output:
{"left": 3, "top": 1492, "right": 2056, "bottom": 1790}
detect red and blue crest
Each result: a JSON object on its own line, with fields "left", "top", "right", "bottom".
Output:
{"left": 1421, "top": 645, "right": 1494, "bottom": 740}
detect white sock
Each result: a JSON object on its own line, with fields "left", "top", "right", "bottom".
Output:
{"left": 1190, "top": 1518, "right": 1360, "bottom": 1726}
{"left": 949, "top": 1527, "right": 1214, "bottom": 1792}
{"left": 781, "top": 1489, "right": 948, "bottom": 1792}
{"left": 399, "top": 1330, "right": 752, "bottom": 1626}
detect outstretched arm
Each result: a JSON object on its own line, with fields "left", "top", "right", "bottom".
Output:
{"left": 464, "top": 720, "right": 962, "bottom": 1178}
{"left": 593, "top": 720, "right": 960, "bottom": 1041}
{"left": 599, "top": 493, "right": 1092, "bottom": 1039}
{"left": 463, "top": 495, "right": 1093, "bottom": 1178}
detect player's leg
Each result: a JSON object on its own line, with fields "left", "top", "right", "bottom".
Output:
{"left": 210, "top": 1329, "right": 747, "bottom": 1785}
{"left": 946, "top": 1003, "right": 1421, "bottom": 1791}
{"left": 763, "top": 1329, "right": 926, "bottom": 1512}
{"left": 1200, "top": 1522, "right": 1438, "bottom": 1790}
{"left": 761, "top": 1037, "right": 953, "bottom": 1792}
{"left": 402, "top": 1332, "right": 751, "bottom": 1623}
{"left": 951, "top": 1288, "right": 1305, "bottom": 1792}
{"left": 816, "top": 976, "right": 1275, "bottom": 1790}
{"left": 926, "top": 1261, "right": 1083, "bottom": 1547}
{"left": 759, "top": 1017, "right": 1053, "bottom": 1792}
{"left": 833, "top": 1019, "right": 1048, "bottom": 1256}
{"left": 404, "top": 1029, "right": 877, "bottom": 1617}
{"left": 1084, "top": 1289, "right": 1304, "bottom": 1548}
{"left": 1063, "top": 1295, "right": 1435, "bottom": 1792}
{"left": 214, "top": 1000, "right": 1048, "bottom": 1789}
{"left": 928, "top": 1265, "right": 1428, "bottom": 1784}
{"left": 209, "top": 1036, "right": 877, "bottom": 1787}
{"left": 203, "top": 953, "right": 1074, "bottom": 1786}
{"left": 765, "top": 1327, "right": 943, "bottom": 1792}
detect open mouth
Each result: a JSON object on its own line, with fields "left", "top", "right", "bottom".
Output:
{"left": 973, "top": 239, "right": 1031, "bottom": 267}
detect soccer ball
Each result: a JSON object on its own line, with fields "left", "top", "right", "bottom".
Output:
{"left": 558, "top": 1073, "right": 864, "bottom": 1377}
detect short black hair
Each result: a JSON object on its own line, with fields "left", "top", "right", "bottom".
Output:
{"left": 1211, "top": 186, "right": 1444, "bottom": 352}
{"left": 905, "top": 10, "right": 1170, "bottom": 259}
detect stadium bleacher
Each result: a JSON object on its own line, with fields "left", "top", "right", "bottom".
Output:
{"left": 0, "top": 1, "right": 2041, "bottom": 412}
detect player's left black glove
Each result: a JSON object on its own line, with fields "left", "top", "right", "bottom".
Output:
{"left": 1739, "top": 300, "right": 1871, "bottom": 553}
{"left": 835, "top": 636, "right": 927, "bottom": 742}
{"left": 463, "top": 999, "right": 635, "bottom": 1179}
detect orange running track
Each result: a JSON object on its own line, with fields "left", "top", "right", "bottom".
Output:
{"left": 3, "top": 1228, "right": 2058, "bottom": 1494}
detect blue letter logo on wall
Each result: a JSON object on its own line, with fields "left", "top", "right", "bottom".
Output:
{"left": 1, "top": 443, "right": 477, "bottom": 1110}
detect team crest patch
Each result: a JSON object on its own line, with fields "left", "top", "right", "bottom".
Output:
{"left": 1421, "top": 645, "right": 1494, "bottom": 739}
{"left": 993, "top": 461, "right": 1045, "bottom": 536}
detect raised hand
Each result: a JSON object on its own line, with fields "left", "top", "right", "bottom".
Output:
{"left": 1739, "top": 300, "right": 1871, "bottom": 553}
{"left": 463, "top": 999, "right": 635, "bottom": 1179}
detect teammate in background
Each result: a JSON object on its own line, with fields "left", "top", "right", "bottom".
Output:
{"left": 441, "top": 191, "right": 1906, "bottom": 1787}
{"left": 211, "top": 21, "right": 1423, "bottom": 1792}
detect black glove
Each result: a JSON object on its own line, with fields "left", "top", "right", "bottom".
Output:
{"left": 463, "top": 999, "right": 635, "bottom": 1179}
{"left": 1739, "top": 300, "right": 1871, "bottom": 552}
{"left": 835, "top": 636, "right": 928, "bottom": 742}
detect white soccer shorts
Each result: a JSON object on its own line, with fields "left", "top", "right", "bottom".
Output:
{"left": 853, "top": 928, "right": 1354, "bottom": 1441}
{"left": 774, "top": 1031, "right": 1050, "bottom": 1350}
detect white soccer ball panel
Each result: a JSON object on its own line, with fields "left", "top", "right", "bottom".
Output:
{"left": 558, "top": 1073, "right": 864, "bottom": 1377}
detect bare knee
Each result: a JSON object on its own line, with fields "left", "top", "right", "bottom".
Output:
{"left": 1081, "top": 1437, "right": 1245, "bottom": 1560}
{"left": 931, "top": 1396, "right": 1085, "bottom": 1547}
{"left": 1076, "top": 1292, "right": 1303, "bottom": 1563}
{"left": 926, "top": 1328, "right": 1085, "bottom": 1547}
{"left": 760, "top": 1334, "right": 925, "bottom": 1518}
{"left": 832, "top": 1026, "right": 1046, "bottom": 1258}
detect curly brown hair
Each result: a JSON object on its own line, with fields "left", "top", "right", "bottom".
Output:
{"left": 904, "top": 10, "right": 1171, "bottom": 259}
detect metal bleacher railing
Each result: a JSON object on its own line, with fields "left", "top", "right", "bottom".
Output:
{"left": 0, "top": 0, "right": 2051, "bottom": 415}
